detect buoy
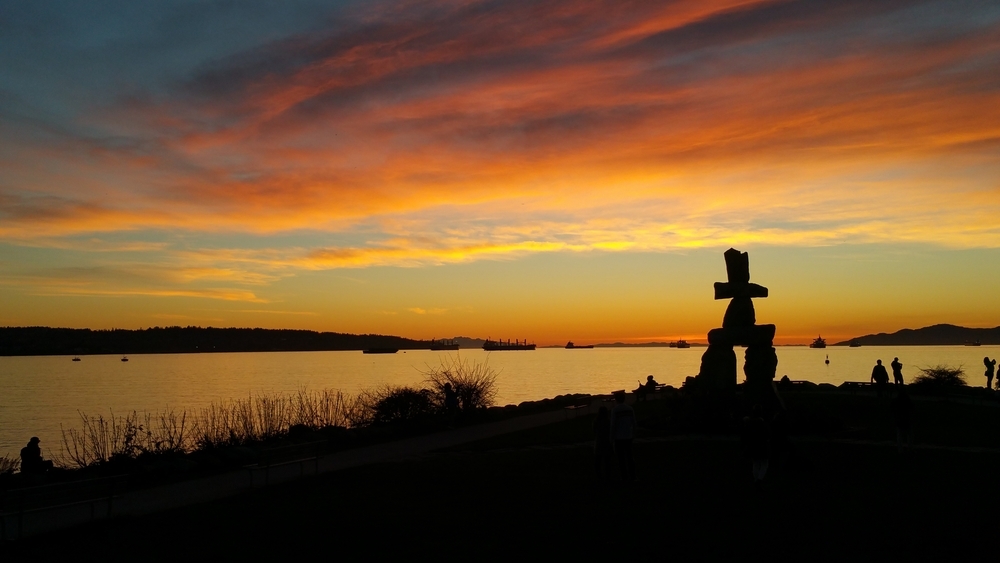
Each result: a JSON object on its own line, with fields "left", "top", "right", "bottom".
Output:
{"left": 825, "top": 354, "right": 830, "bottom": 365}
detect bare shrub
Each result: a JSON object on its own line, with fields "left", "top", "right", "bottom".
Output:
{"left": 194, "top": 395, "right": 284, "bottom": 449}
{"left": 194, "top": 389, "right": 354, "bottom": 449}
{"left": 58, "top": 388, "right": 359, "bottom": 466}
{"left": 913, "top": 365, "right": 966, "bottom": 388}
{"left": 289, "top": 389, "right": 352, "bottom": 429}
{"left": 423, "top": 356, "right": 499, "bottom": 411}
{"left": 0, "top": 454, "right": 19, "bottom": 475}
{"left": 60, "top": 409, "right": 193, "bottom": 468}
{"left": 144, "top": 410, "right": 191, "bottom": 454}
{"left": 351, "top": 385, "right": 436, "bottom": 426}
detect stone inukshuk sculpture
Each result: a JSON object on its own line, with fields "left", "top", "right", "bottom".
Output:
{"left": 696, "top": 248, "right": 780, "bottom": 408}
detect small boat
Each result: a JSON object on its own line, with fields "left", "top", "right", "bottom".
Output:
{"left": 363, "top": 348, "right": 398, "bottom": 354}
{"left": 483, "top": 338, "right": 536, "bottom": 351}
{"left": 675, "top": 340, "right": 691, "bottom": 349}
{"left": 809, "top": 336, "right": 826, "bottom": 349}
{"left": 72, "top": 357, "right": 81, "bottom": 361}
{"left": 565, "top": 341, "right": 594, "bottom": 349}
{"left": 965, "top": 340, "right": 982, "bottom": 346}
{"left": 429, "top": 339, "right": 460, "bottom": 351}
{"left": 120, "top": 356, "right": 129, "bottom": 362}
{"left": 849, "top": 339, "right": 861, "bottom": 347}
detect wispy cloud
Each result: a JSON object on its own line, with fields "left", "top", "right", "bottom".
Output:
{"left": 2, "top": 0, "right": 999, "bottom": 272}
{"left": 407, "top": 307, "right": 447, "bottom": 315}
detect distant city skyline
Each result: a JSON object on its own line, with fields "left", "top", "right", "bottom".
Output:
{"left": 2, "top": 1, "right": 999, "bottom": 345}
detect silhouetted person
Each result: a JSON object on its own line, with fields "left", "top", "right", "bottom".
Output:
{"left": 984, "top": 357, "right": 996, "bottom": 390}
{"left": 742, "top": 405, "right": 769, "bottom": 484}
{"left": 892, "top": 388, "right": 913, "bottom": 453}
{"left": 641, "top": 375, "right": 659, "bottom": 400}
{"left": 20, "top": 437, "right": 53, "bottom": 475}
{"left": 633, "top": 375, "right": 657, "bottom": 402}
{"left": 610, "top": 392, "right": 636, "bottom": 482}
{"left": 871, "top": 359, "right": 890, "bottom": 398}
{"left": 891, "top": 357, "right": 904, "bottom": 386}
{"left": 593, "top": 406, "right": 613, "bottom": 481}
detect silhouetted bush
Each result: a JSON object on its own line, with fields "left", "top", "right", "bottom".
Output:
{"left": 0, "top": 454, "right": 18, "bottom": 475}
{"left": 59, "top": 388, "right": 354, "bottom": 467}
{"left": 61, "top": 410, "right": 191, "bottom": 468}
{"left": 912, "top": 365, "right": 966, "bottom": 389}
{"left": 195, "top": 389, "right": 353, "bottom": 449}
{"left": 351, "top": 385, "right": 436, "bottom": 426}
{"left": 423, "top": 356, "right": 499, "bottom": 411}
{"left": 53, "top": 366, "right": 496, "bottom": 470}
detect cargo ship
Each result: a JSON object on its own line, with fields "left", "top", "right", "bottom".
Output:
{"left": 483, "top": 338, "right": 536, "bottom": 351}
{"left": 565, "top": 341, "right": 594, "bottom": 349}
{"left": 429, "top": 339, "right": 460, "bottom": 351}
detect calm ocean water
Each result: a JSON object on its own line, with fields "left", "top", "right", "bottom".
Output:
{"left": 2, "top": 345, "right": 997, "bottom": 458}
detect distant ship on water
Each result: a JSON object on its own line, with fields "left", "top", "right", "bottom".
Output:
{"left": 809, "top": 336, "right": 827, "bottom": 349}
{"left": 849, "top": 339, "right": 861, "bottom": 347}
{"left": 483, "top": 338, "right": 536, "bottom": 351}
{"left": 429, "top": 339, "right": 460, "bottom": 351}
{"left": 363, "top": 348, "right": 398, "bottom": 354}
{"left": 565, "top": 341, "right": 594, "bottom": 349}
{"left": 675, "top": 340, "right": 691, "bottom": 349}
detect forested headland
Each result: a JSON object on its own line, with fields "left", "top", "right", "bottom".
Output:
{"left": 0, "top": 326, "right": 430, "bottom": 356}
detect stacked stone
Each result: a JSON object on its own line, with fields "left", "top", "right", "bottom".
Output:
{"left": 696, "top": 249, "right": 779, "bottom": 408}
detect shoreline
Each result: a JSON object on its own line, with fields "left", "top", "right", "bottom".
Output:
{"left": 10, "top": 384, "right": 1000, "bottom": 558}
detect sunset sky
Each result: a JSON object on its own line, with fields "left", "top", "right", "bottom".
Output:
{"left": 1, "top": 0, "right": 999, "bottom": 345}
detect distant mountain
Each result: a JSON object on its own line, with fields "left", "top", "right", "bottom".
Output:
{"left": 0, "top": 326, "right": 431, "bottom": 356}
{"left": 834, "top": 324, "right": 1000, "bottom": 346}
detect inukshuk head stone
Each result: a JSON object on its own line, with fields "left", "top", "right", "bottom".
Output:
{"left": 708, "top": 248, "right": 775, "bottom": 348}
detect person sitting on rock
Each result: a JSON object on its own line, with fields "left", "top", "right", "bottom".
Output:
{"left": 20, "top": 437, "right": 53, "bottom": 475}
{"left": 643, "top": 375, "right": 659, "bottom": 395}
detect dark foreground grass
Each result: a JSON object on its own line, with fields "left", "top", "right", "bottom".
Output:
{"left": 20, "top": 422, "right": 1000, "bottom": 561}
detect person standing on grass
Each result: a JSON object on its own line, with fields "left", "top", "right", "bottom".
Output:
{"left": 593, "top": 406, "right": 613, "bottom": 481}
{"left": 984, "top": 357, "right": 996, "bottom": 390}
{"left": 610, "top": 391, "right": 636, "bottom": 483}
{"left": 871, "top": 359, "right": 890, "bottom": 398}
{"left": 891, "top": 357, "right": 904, "bottom": 386}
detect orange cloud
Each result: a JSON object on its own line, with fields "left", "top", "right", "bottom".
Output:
{"left": 2, "top": 0, "right": 998, "bottom": 255}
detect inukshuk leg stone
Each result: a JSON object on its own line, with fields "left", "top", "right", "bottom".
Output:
{"left": 696, "top": 248, "right": 779, "bottom": 409}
